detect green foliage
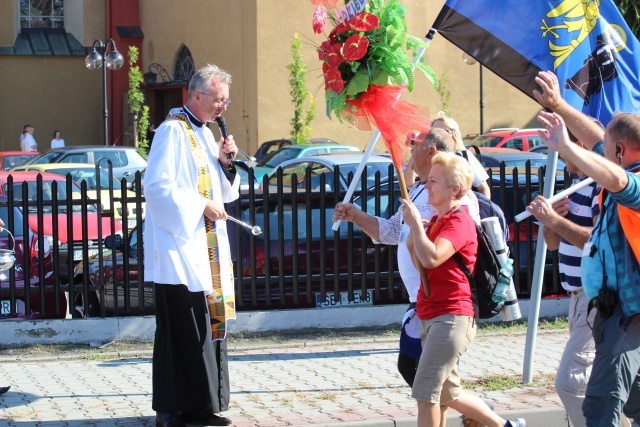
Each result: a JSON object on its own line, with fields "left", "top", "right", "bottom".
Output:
{"left": 127, "top": 46, "right": 151, "bottom": 158}
{"left": 287, "top": 34, "right": 315, "bottom": 144}
{"left": 616, "top": 0, "right": 640, "bottom": 38}
{"left": 435, "top": 69, "right": 452, "bottom": 116}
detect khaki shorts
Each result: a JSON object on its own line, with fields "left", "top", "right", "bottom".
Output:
{"left": 411, "top": 314, "right": 476, "bottom": 404}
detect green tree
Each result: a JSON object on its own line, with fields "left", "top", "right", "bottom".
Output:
{"left": 127, "top": 46, "right": 151, "bottom": 157}
{"left": 435, "top": 70, "right": 452, "bottom": 116}
{"left": 287, "top": 33, "right": 315, "bottom": 144}
{"left": 616, "top": 0, "right": 640, "bottom": 38}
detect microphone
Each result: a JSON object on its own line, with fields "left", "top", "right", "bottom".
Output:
{"left": 215, "top": 116, "right": 233, "bottom": 160}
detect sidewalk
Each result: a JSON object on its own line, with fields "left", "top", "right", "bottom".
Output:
{"left": 0, "top": 328, "right": 569, "bottom": 427}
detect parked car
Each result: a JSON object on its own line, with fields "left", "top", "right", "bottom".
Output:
{"left": 469, "top": 128, "right": 548, "bottom": 152}
{"left": 0, "top": 151, "right": 38, "bottom": 171}
{"left": 253, "top": 144, "right": 360, "bottom": 183}
{"left": 0, "top": 171, "right": 124, "bottom": 284}
{"left": 254, "top": 138, "right": 341, "bottom": 162}
{"left": 22, "top": 145, "right": 147, "bottom": 186}
{"left": 0, "top": 197, "right": 66, "bottom": 320}
{"left": 234, "top": 148, "right": 257, "bottom": 168}
{"left": 11, "top": 163, "right": 145, "bottom": 231}
{"left": 479, "top": 150, "right": 566, "bottom": 170}
{"left": 74, "top": 171, "right": 402, "bottom": 314}
{"left": 263, "top": 152, "right": 395, "bottom": 193}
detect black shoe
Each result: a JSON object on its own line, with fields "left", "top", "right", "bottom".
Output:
{"left": 0, "top": 386, "right": 10, "bottom": 396}
{"left": 155, "top": 411, "right": 185, "bottom": 427}
{"left": 183, "top": 409, "right": 232, "bottom": 426}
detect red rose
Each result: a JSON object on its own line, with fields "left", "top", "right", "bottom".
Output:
{"left": 324, "top": 68, "right": 345, "bottom": 93}
{"left": 312, "top": 5, "right": 328, "bottom": 36}
{"left": 326, "top": 43, "right": 343, "bottom": 68}
{"left": 342, "top": 34, "right": 369, "bottom": 62}
{"left": 348, "top": 12, "right": 380, "bottom": 32}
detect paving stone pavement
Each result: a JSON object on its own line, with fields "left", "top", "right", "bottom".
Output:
{"left": 0, "top": 329, "right": 569, "bottom": 427}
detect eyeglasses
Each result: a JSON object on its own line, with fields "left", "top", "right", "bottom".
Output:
{"left": 197, "top": 92, "right": 232, "bottom": 108}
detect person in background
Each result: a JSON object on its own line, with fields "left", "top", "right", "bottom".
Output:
{"left": 21, "top": 125, "right": 37, "bottom": 152}
{"left": 50, "top": 130, "right": 65, "bottom": 149}
{"left": 430, "top": 112, "right": 491, "bottom": 199}
{"left": 144, "top": 63, "right": 239, "bottom": 427}
{"left": 401, "top": 151, "right": 525, "bottom": 427}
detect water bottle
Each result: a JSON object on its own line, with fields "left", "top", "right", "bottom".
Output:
{"left": 492, "top": 258, "right": 514, "bottom": 304}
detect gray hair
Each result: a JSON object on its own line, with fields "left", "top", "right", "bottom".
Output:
{"left": 425, "top": 128, "right": 453, "bottom": 153}
{"left": 188, "top": 63, "right": 232, "bottom": 95}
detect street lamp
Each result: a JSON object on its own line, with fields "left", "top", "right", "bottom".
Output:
{"left": 463, "top": 53, "right": 484, "bottom": 134}
{"left": 85, "top": 39, "right": 124, "bottom": 146}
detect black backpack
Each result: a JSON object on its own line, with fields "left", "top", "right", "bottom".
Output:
{"left": 453, "top": 210, "right": 506, "bottom": 320}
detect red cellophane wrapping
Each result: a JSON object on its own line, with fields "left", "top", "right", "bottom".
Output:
{"left": 343, "top": 85, "right": 430, "bottom": 169}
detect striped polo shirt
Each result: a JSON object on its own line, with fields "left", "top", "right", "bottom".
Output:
{"left": 559, "top": 176, "right": 600, "bottom": 291}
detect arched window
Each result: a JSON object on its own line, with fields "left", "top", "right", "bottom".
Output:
{"left": 174, "top": 46, "right": 195, "bottom": 82}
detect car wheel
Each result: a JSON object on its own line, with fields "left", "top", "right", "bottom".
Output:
{"left": 72, "top": 289, "right": 101, "bottom": 318}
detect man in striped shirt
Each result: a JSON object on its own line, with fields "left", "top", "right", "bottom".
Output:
{"left": 526, "top": 130, "right": 601, "bottom": 427}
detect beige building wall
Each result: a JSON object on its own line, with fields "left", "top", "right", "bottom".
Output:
{"left": 0, "top": 0, "right": 542, "bottom": 154}
{"left": 0, "top": 56, "right": 102, "bottom": 151}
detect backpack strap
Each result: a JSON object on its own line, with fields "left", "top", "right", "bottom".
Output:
{"left": 453, "top": 252, "right": 480, "bottom": 321}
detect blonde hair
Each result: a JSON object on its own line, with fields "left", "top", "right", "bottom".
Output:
{"left": 431, "top": 111, "right": 465, "bottom": 151}
{"left": 431, "top": 151, "right": 473, "bottom": 200}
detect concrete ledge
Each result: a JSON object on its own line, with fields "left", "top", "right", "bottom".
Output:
{"left": 1, "top": 297, "right": 569, "bottom": 346}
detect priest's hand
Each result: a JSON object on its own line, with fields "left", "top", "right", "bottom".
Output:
{"left": 220, "top": 135, "right": 238, "bottom": 167}
{"left": 204, "top": 200, "right": 228, "bottom": 221}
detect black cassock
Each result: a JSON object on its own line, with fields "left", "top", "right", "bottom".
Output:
{"left": 152, "top": 283, "right": 230, "bottom": 414}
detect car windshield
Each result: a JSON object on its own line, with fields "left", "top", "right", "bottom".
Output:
{"left": 4, "top": 180, "right": 96, "bottom": 212}
{"left": 25, "top": 151, "right": 63, "bottom": 165}
{"left": 2, "top": 154, "right": 36, "bottom": 171}
{"left": 257, "top": 147, "right": 304, "bottom": 168}
{"left": 46, "top": 168, "right": 122, "bottom": 190}
{"left": 472, "top": 136, "right": 503, "bottom": 147}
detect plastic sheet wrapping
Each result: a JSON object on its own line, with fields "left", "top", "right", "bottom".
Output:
{"left": 480, "top": 217, "right": 522, "bottom": 321}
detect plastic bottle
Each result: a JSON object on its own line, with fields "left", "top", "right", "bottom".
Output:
{"left": 492, "top": 258, "right": 514, "bottom": 304}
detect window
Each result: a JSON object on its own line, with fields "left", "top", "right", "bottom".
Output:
{"left": 527, "top": 136, "right": 543, "bottom": 149}
{"left": 20, "top": 0, "right": 64, "bottom": 29}
{"left": 504, "top": 138, "right": 524, "bottom": 150}
{"left": 174, "top": 46, "right": 195, "bottom": 81}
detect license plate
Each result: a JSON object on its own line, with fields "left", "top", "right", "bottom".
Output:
{"left": 1, "top": 299, "right": 12, "bottom": 315}
{"left": 315, "top": 290, "right": 373, "bottom": 308}
{"left": 73, "top": 249, "right": 100, "bottom": 261}
{"left": 127, "top": 219, "right": 137, "bottom": 229}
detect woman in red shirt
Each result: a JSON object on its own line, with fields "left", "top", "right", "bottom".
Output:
{"left": 401, "top": 152, "right": 525, "bottom": 427}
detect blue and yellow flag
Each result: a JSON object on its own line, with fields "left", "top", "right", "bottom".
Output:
{"left": 433, "top": 0, "right": 640, "bottom": 126}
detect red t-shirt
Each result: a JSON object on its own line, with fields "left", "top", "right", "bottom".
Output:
{"left": 416, "top": 209, "right": 477, "bottom": 320}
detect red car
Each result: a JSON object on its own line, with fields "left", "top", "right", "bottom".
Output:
{"left": 0, "top": 197, "right": 66, "bottom": 320}
{"left": 0, "top": 151, "right": 38, "bottom": 171}
{"left": 0, "top": 171, "right": 123, "bottom": 285}
{"left": 469, "top": 128, "right": 549, "bottom": 152}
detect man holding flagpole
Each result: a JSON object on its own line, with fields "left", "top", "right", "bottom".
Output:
{"left": 144, "top": 63, "right": 239, "bottom": 427}
{"left": 535, "top": 70, "right": 640, "bottom": 426}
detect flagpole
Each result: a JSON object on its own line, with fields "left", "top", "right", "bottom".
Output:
{"left": 522, "top": 150, "right": 558, "bottom": 383}
{"left": 332, "top": 28, "right": 437, "bottom": 231}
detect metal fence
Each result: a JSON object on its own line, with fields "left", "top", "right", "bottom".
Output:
{"left": 0, "top": 163, "right": 567, "bottom": 320}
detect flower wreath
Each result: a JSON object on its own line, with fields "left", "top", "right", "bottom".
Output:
{"left": 312, "top": 0, "right": 437, "bottom": 167}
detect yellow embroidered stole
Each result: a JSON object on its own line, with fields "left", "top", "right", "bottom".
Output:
{"left": 169, "top": 112, "right": 236, "bottom": 340}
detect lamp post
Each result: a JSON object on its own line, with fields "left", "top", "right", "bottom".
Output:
{"left": 85, "top": 39, "right": 124, "bottom": 146}
{"left": 463, "top": 53, "right": 484, "bottom": 134}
